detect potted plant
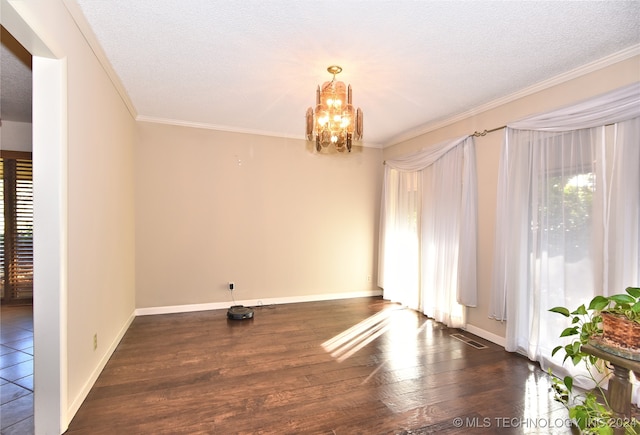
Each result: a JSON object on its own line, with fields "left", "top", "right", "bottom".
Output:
{"left": 595, "top": 290, "right": 640, "bottom": 355}
{"left": 548, "top": 286, "right": 640, "bottom": 434}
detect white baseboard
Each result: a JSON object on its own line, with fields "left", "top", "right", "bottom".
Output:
{"left": 135, "top": 289, "right": 384, "bottom": 316}
{"left": 67, "top": 310, "right": 136, "bottom": 420}
{"left": 461, "top": 323, "right": 506, "bottom": 348}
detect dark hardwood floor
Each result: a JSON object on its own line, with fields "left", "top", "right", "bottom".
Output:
{"left": 65, "top": 297, "right": 572, "bottom": 434}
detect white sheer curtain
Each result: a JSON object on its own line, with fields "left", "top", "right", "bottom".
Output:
{"left": 378, "top": 169, "right": 421, "bottom": 308}
{"left": 606, "top": 117, "right": 640, "bottom": 293}
{"left": 379, "top": 136, "right": 477, "bottom": 328}
{"left": 607, "top": 118, "right": 640, "bottom": 406}
{"left": 490, "top": 82, "right": 640, "bottom": 404}
{"left": 492, "top": 127, "right": 602, "bottom": 363}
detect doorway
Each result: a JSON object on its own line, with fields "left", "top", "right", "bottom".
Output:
{"left": 1, "top": 6, "right": 68, "bottom": 434}
{"left": 0, "top": 24, "right": 34, "bottom": 434}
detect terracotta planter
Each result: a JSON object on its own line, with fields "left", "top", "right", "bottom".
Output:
{"left": 600, "top": 312, "right": 640, "bottom": 353}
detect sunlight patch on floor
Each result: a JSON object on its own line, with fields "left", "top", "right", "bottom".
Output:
{"left": 321, "top": 306, "right": 404, "bottom": 362}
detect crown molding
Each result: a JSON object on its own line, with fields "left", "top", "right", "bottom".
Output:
{"left": 136, "top": 115, "right": 384, "bottom": 148}
{"left": 383, "top": 44, "right": 640, "bottom": 148}
{"left": 136, "top": 115, "right": 314, "bottom": 140}
{"left": 62, "top": 0, "right": 138, "bottom": 120}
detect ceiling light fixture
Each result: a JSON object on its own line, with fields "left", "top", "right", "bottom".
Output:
{"left": 306, "top": 65, "right": 363, "bottom": 153}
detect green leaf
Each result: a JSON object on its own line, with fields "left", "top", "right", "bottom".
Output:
{"left": 589, "top": 295, "right": 610, "bottom": 311}
{"left": 572, "top": 408, "right": 588, "bottom": 429}
{"left": 551, "top": 345, "right": 563, "bottom": 357}
{"left": 581, "top": 321, "right": 601, "bottom": 339}
{"left": 563, "top": 376, "right": 573, "bottom": 392}
{"left": 625, "top": 286, "right": 640, "bottom": 298}
{"left": 549, "top": 306, "right": 570, "bottom": 317}
{"left": 571, "top": 341, "right": 581, "bottom": 354}
{"left": 631, "top": 301, "right": 640, "bottom": 313}
{"left": 560, "top": 327, "right": 578, "bottom": 337}
{"left": 599, "top": 427, "right": 614, "bottom": 435}
{"left": 571, "top": 304, "right": 588, "bottom": 315}
{"left": 608, "top": 294, "right": 635, "bottom": 305}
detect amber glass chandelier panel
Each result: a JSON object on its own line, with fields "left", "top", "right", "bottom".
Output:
{"left": 306, "top": 66, "right": 362, "bottom": 153}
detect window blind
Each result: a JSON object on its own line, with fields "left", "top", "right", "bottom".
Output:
{"left": 0, "top": 155, "right": 33, "bottom": 302}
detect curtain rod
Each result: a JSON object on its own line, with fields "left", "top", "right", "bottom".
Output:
{"left": 383, "top": 125, "right": 508, "bottom": 165}
{"left": 471, "top": 125, "right": 506, "bottom": 137}
{"left": 385, "top": 121, "right": 617, "bottom": 164}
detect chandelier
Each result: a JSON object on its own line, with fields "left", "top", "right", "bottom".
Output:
{"left": 306, "top": 65, "right": 363, "bottom": 152}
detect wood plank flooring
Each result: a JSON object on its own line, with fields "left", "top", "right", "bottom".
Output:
{"left": 65, "top": 297, "right": 571, "bottom": 434}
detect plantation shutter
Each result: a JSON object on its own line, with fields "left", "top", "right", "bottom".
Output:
{"left": 0, "top": 161, "right": 4, "bottom": 298}
{"left": 1, "top": 153, "right": 34, "bottom": 302}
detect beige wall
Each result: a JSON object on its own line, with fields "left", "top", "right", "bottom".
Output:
{"left": 135, "top": 123, "right": 384, "bottom": 309}
{"left": 66, "top": 37, "right": 136, "bottom": 403}
{"left": 3, "top": 1, "right": 637, "bottom": 430}
{"left": 383, "top": 55, "right": 640, "bottom": 341}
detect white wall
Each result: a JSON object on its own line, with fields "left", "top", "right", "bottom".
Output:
{"left": 383, "top": 54, "right": 640, "bottom": 342}
{"left": 135, "top": 122, "right": 384, "bottom": 310}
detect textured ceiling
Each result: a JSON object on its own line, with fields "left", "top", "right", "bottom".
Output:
{"left": 2, "top": 1, "right": 640, "bottom": 147}
{"left": 0, "top": 26, "right": 32, "bottom": 123}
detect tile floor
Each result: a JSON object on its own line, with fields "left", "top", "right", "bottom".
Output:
{"left": 0, "top": 304, "right": 34, "bottom": 435}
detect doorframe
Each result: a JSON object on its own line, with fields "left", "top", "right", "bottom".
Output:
{"left": 1, "top": 1, "right": 68, "bottom": 433}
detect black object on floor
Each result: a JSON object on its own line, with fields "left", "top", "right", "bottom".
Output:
{"left": 227, "top": 305, "right": 254, "bottom": 320}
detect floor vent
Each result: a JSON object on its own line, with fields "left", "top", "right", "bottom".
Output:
{"left": 450, "top": 333, "right": 488, "bottom": 349}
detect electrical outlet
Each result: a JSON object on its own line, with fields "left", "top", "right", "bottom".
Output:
{"left": 229, "top": 282, "right": 235, "bottom": 291}
{"left": 93, "top": 333, "right": 98, "bottom": 351}
{"left": 367, "top": 275, "right": 372, "bottom": 283}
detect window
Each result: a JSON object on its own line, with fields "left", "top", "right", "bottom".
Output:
{"left": 492, "top": 120, "right": 640, "bottom": 405}
{"left": 542, "top": 172, "right": 595, "bottom": 260}
{"left": 0, "top": 151, "right": 33, "bottom": 303}
{"left": 379, "top": 136, "right": 477, "bottom": 327}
